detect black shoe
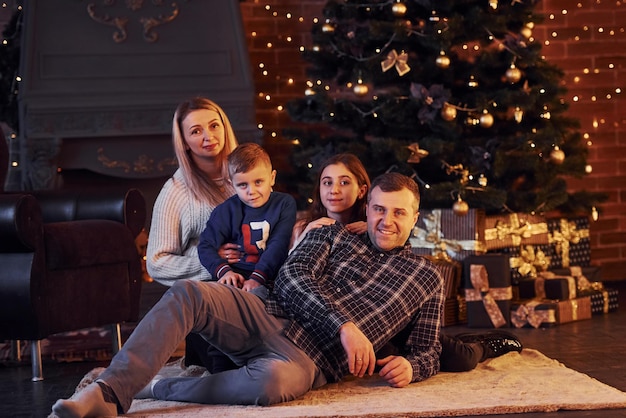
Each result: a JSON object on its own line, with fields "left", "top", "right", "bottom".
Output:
{"left": 455, "top": 330, "right": 523, "bottom": 361}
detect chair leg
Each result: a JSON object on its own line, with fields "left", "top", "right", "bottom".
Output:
{"left": 30, "top": 340, "right": 43, "bottom": 382}
{"left": 111, "top": 323, "right": 122, "bottom": 354}
{"left": 10, "top": 340, "right": 22, "bottom": 362}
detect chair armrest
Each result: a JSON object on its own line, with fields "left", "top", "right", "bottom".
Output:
{"left": 0, "top": 194, "right": 43, "bottom": 252}
{"left": 33, "top": 188, "right": 146, "bottom": 237}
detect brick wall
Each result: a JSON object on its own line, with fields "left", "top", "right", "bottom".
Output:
{"left": 240, "top": 0, "right": 626, "bottom": 281}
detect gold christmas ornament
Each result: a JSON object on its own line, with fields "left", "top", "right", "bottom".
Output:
{"left": 479, "top": 111, "right": 494, "bottom": 128}
{"left": 478, "top": 174, "right": 488, "bottom": 187}
{"left": 322, "top": 19, "right": 335, "bottom": 33}
{"left": 407, "top": 143, "right": 429, "bottom": 163}
{"left": 549, "top": 146, "right": 565, "bottom": 164}
{"left": 435, "top": 51, "right": 450, "bottom": 69}
{"left": 592, "top": 206, "right": 599, "bottom": 221}
{"left": 353, "top": 82, "right": 369, "bottom": 97}
{"left": 506, "top": 64, "right": 522, "bottom": 83}
{"left": 441, "top": 103, "right": 457, "bottom": 121}
{"left": 452, "top": 196, "right": 469, "bottom": 216}
{"left": 392, "top": 1, "right": 407, "bottom": 17}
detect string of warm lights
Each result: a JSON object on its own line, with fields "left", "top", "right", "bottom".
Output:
{"left": 540, "top": 1, "right": 624, "bottom": 219}
{"left": 246, "top": 1, "right": 623, "bottom": 175}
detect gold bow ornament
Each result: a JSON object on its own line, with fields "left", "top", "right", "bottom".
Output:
{"left": 485, "top": 213, "right": 549, "bottom": 250}
{"left": 381, "top": 49, "right": 411, "bottom": 76}
{"left": 548, "top": 218, "right": 590, "bottom": 268}
{"left": 509, "top": 245, "right": 551, "bottom": 278}
{"left": 464, "top": 264, "right": 512, "bottom": 328}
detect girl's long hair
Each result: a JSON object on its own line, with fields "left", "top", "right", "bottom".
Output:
{"left": 303, "top": 153, "right": 370, "bottom": 224}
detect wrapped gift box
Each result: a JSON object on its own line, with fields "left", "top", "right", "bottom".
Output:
{"left": 441, "top": 296, "right": 467, "bottom": 327}
{"left": 547, "top": 217, "right": 591, "bottom": 268}
{"left": 518, "top": 271, "right": 577, "bottom": 300}
{"left": 587, "top": 288, "right": 619, "bottom": 314}
{"left": 410, "top": 209, "right": 486, "bottom": 262}
{"left": 463, "top": 254, "right": 512, "bottom": 328}
{"left": 491, "top": 244, "right": 553, "bottom": 285}
{"left": 485, "top": 213, "right": 549, "bottom": 250}
{"left": 511, "top": 300, "right": 558, "bottom": 328}
{"left": 424, "top": 255, "right": 462, "bottom": 299}
{"left": 550, "top": 266, "right": 603, "bottom": 285}
{"left": 511, "top": 296, "right": 592, "bottom": 328}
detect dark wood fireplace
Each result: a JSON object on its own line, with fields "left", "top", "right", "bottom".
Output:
{"left": 15, "top": 0, "right": 257, "bottom": 219}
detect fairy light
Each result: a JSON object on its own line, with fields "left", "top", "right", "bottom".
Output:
{"left": 240, "top": 0, "right": 626, "bottom": 159}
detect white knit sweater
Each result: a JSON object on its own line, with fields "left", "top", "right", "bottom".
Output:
{"left": 146, "top": 169, "right": 215, "bottom": 286}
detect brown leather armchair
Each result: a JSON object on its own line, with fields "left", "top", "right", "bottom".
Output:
{"left": 0, "top": 136, "right": 146, "bottom": 381}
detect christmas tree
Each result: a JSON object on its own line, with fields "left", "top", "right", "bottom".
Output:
{"left": 284, "top": 0, "right": 606, "bottom": 216}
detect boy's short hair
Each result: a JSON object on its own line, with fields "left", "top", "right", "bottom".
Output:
{"left": 227, "top": 143, "right": 272, "bottom": 178}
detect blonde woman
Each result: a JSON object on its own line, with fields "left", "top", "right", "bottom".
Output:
{"left": 146, "top": 97, "right": 241, "bottom": 371}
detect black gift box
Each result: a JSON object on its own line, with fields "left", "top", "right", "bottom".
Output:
{"left": 518, "top": 273, "right": 577, "bottom": 300}
{"left": 463, "top": 254, "right": 512, "bottom": 328}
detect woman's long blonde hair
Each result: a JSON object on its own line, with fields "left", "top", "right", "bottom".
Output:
{"left": 172, "top": 97, "right": 238, "bottom": 206}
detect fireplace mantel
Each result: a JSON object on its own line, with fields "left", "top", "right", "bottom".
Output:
{"left": 17, "top": 0, "right": 257, "bottom": 190}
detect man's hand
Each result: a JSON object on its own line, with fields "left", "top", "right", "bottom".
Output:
{"left": 339, "top": 322, "right": 375, "bottom": 377}
{"left": 218, "top": 271, "right": 245, "bottom": 288}
{"left": 376, "top": 355, "right": 413, "bottom": 388}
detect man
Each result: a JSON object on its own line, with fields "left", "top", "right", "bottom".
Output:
{"left": 52, "top": 172, "right": 444, "bottom": 417}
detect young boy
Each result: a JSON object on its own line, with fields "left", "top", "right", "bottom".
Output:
{"left": 197, "top": 142, "right": 297, "bottom": 298}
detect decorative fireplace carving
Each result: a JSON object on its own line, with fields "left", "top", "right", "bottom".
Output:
{"left": 18, "top": 0, "right": 257, "bottom": 191}
{"left": 86, "top": 0, "right": 181, "bottom": 43}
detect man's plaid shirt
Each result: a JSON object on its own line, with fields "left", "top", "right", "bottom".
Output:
{"left": 265, "top": 223, "right": 444, "bottom": 383}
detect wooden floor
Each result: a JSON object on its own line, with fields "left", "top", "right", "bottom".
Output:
{"left": 2, "top": 280, "right": 626, "bottom": 418}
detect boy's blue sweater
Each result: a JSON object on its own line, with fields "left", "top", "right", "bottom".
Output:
{"left": 198, "top": 192, "right": 296, "bottom": 288}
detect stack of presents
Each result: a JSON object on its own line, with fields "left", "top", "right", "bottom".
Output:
{"left": 410, "top": 209, "right": 619, "bottom": 329}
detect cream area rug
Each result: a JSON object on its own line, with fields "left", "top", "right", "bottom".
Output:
{"left": 59, "top": 349, "right": 626, "bottom": 417}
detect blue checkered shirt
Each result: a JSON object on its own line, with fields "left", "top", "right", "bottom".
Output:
{"left": 265, "top": 223, "right": 444, "bottom": 383}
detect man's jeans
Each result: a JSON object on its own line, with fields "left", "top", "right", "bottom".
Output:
{"left": 99, "top": 281, "right": 326, "bottom": 412}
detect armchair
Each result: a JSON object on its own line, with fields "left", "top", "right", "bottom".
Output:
{"left": 0, "top": 180, "right": 146, "bottom": 381}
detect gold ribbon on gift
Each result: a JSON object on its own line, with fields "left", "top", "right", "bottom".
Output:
{"left": 566, "top": 266, "right": 604, "bottom": 294}
{"left": 511, "top": 300, "right": 556, "bottom": 328}
{"left": 601, "top": 290, "right": 610, "bottom": 313}
{"left": 548, "top": 218, "right": 590, "bottom": 268}
{"left": 509, "top": 245, "right": 551, "bottom": 278}
{"left": 536, "top": 271, "right": 577, "bottom": 300}
{"left": 410, "top": 210, "right": 486, "bottom": 261}
{"left": 567, "top": 299, "right": 580, "bottom": 321}
{"left": 485, "top": 213, "right": 549, "bottom": 248}
{"left": 381, "top": 49, "right": 410, "bottom": 76}
{"left": 464, "top": 264, "right": 511, "bottom": 328}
